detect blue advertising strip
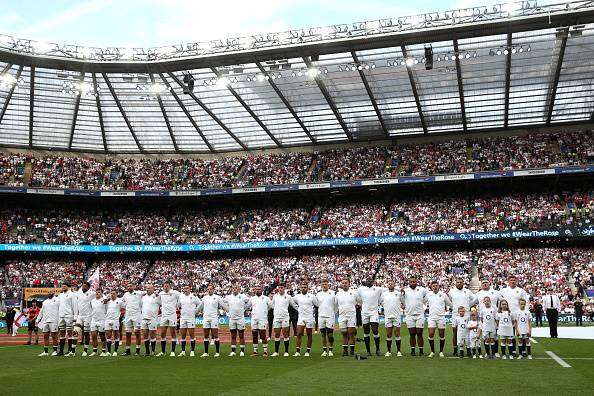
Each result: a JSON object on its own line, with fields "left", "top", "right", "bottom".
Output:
{"left": 200, "top": 188, "right": 232, "bottom": 196}
{"left": 134, "top": 191, "right": 170, "bottom": 197}
{"left": 265, "top": 184, "right": 299, "bottom": 192}
{"left": 0, "top": 228, "right": 591, "bottom": 253}
{"left": 0, "top": 165, "right": 591, "bottom": 198}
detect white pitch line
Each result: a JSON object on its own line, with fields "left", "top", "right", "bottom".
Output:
{"left": 529, "top": 338, "right": 538, "bottom": 344}
{"left": 546, "top": 351, "right": 571, "bottom": 368}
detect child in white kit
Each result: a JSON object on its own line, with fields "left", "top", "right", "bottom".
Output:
{"left": 452, "top": 306, "right": 471, "bottom": 358}
{"left": 515, "top": 298, "right": 533, "bottom": 360}
{"left": 468, "top": 310, "right": 482, "bottom": 358}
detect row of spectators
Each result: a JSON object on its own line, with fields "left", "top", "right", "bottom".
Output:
{"left": 1, "top": 248, "right": 592, "bottom": 311}
{"left": 1, "top": 189, "right": 591, "bottom": 245}
{"left": 0, "top": 131, "right": 591, "bottom": 190}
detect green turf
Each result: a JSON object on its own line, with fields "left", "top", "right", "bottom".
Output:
{"left": 2, "top": 328, "right": 593, "bottom": 395}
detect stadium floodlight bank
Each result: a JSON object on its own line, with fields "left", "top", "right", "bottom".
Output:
{"left": 1, "top": 1, "right": 594, "bottom": 154}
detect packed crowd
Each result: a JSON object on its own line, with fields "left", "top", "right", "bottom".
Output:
{"left": 0, "top": 189, "right": 591, "bottom": 245}
{"left": 1, "top": 248, "right": 591, "bottom": 308}
{"left": 86, "top": 260, "right": 152, "bottom": 294}
{"left": 0, "top": 130, "right": 591, "bottom": 190}
{"left": 0, "top": 260, "right": 86, "bottom": 299}
{"left": 0, "top": 152, "right": 26, "bottom": 187}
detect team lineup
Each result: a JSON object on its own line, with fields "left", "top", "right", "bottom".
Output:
{"left": 32, "top": 274, "right": 533, "bottom": 360}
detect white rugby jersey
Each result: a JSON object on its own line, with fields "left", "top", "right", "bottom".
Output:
{"left": 516, "top": 308, "right": 532, "bottom": 334}
{"left": 479, "top": 306, "right": 497, "bottom": 333}
{"left": 402, "top": 286, "right": 427, "bottom": 316}
{"left": 500, "top": 286, "right": 529, "bottom": 313}
{"left": 76, "top": 289, "right": 95, "bottom": 318}
{"left": 122, "top": 290, "right": 146, "bottom": 318}
{"left": 380, "top": 289, "right": 403, "bottom": 319}
{"left": 357, "top": 286, "right": 384, "bottom": 314}
{"left": 224, "top": 293, "right": 249, "bottom": 320}
{"left": 90, "top": 297, "right": 107, "bottom": 322}
{"left": 178, "top": 293, "right": 201, "bottom": 320}
{"left": 105, "top": 298, "right": 123, "bottom": 321}
{"left": 248, "top": 295, "right": 271, "bottom": 320}
{"left": 141, "top": 293, "right": 160, "bottom": 321}
{"left": 58, "top": 290, "right": 78, "bottom": 318}
{"left": 475, "top": 289, "right": 501, "bottom": 312}
{"left": 38, "top": 296, "right": 60, "bottom": 325}
{"left": 448, "top": 287, "right": 477, "bottom": 311}
{"left": 202, "top": 294, "right": 224, "bottom": 319}
{"left": 496, "top": 311, "right": 515, "bottom": 331}
{"left": 468, "top": 320, "right": 480, "bottom": 341}
{"left": 271, "top": 292, "right": 296, "bottom": 319}
{"left": 315, "top": 290, "right": 337, "bottom": 318}
{"left": 335, "top": 289, "right": 359, "bottom": 316}
{"left": 292, "top": 293, "right": 319, "bottom": 319}
{"left": 158, "top": 290, "right": 180, "bottom": 317}
{"left": 425, "top": 290, "right": 452, "bottom": 317}
{"left": 452, "top": 314, "right": 469, "bottom": 339}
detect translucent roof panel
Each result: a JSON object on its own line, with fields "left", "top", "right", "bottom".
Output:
{"left": 552, "top": 24, "right": 594, "bottom": 122}
{"left": 223, "top": 63, "right": 312, "bottom": 146}
{"left": 355, "top": 47, "right": 424, "bottom": 135}
{"left": 159, "top": 73, "right": 242, "bottom": 152}
{"left": 108, "top": 73, "right": 175, "bottom": 152}
{"left": 274, "top": 57, "right": 348, "bottom": 142}
{"left": 458, "top": 34, "right": 507, "bottom": 129}
{"left": 70, "top": 73, "right": 106, "bottom": 151}
{"left": 407, "top": 41, "right": 463, "bottom": 133}
{"left": 173, "top": 69, "right": 276, "bottom": 149}
{"left": 31, "top": 68, "right": 77, "bottom": 149}
{"left": 316, "top": 53, "right": 383, "bottom": 139}
{"left": 94, "top": 73, "right": 139, "bottom": 152}
{"left": 0, "top": 65, "right": 30, "bottom": 146}
{"left": 510, "top": 29, "right": 561, "bottom": 126}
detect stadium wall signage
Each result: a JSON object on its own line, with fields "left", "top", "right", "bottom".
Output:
{"left": 0, "top": 227, "right": 591, "bottom": 253}
{"left": 0, "top": 165, "right": 591, "bottom": 198}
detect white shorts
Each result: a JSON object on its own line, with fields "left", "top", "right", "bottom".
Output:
{"left": 179, "top": 318, "right": 196, "bottom": 329}
{"left": 482, "top": 330, "right": 496, "bottom": 339}
{"left": 338, "top": 314, "right": 356, "bottom": 330}
{"left": 104, "top": 319, "right": 120, "bottom": 331}
{"left": 41, "top": 322, "right": 58, "bottom": 333}
{"left": 123, "top": 316, "right": 142, "bottom": 331}
{"left": 297, "top": 316, "right": 315, "bottom": 328}
{"left": 159, "top": 315, "right": 177, "bottom": 328}
{"left": 427, "top": 316, "right": 446, "bottom": 329}
{"left": 362, "top": 312, "right": 379, "bottom": 325}
{"left": 384, "top": 316, "right": 401, "bottom": 328}
{"left": 141, "top": 318, "right": 158, "bottom": 331}
{"left": 251, "top": 318, "right": 267, "bottom": 331}
{"left": 203, "top": 318, "right": 219, "bottom": 329}
{"left": 78, "top": 316, "right": 92, "bottom": 329}
{"left": 89, "top": 319, "right": 105, "bottom": 333}
{"left": 272, "top": 317, "right": 289, "bottom": 329}
{"left": 498, "top": 327, "right": 514, "bottom": 338}
{"left": 318, "top": 316, "right": 335, "bottom": 329}
{"left": 405, "top": 315, "right": 425, "bottom": 329}
{"left": 457, "top": 335, "right": 470, "bottom": 347}
{"left": 58, "top": 316, "right": 74, "bottom": 330}
{"left": 229, "top": 318, "right": 245, "bottom": 331}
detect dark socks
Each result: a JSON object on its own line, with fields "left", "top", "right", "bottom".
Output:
{"left": 429, "top": 338, "right": 435, "bottom": 353}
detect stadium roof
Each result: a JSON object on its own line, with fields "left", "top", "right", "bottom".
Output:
{"left": 1, "top": 1, "right": 594, "bottom": 153}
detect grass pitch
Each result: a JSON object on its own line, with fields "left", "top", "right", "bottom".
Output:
{"left": 2, "top": 328, "right": 593, "bottom": 395}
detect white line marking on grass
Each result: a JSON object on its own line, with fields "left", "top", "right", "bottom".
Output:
{"left": 546, "top": 351, "right": 571, "bottom": 368}
{"left": 529, "top": 338, "right": 538, "bottom": 344}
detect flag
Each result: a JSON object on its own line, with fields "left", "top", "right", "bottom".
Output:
{"left": 14, "top": 310, "right": 27, "bottom": 328}
{"left": 88, "top": 268, "right": 100, "bottom": 290}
